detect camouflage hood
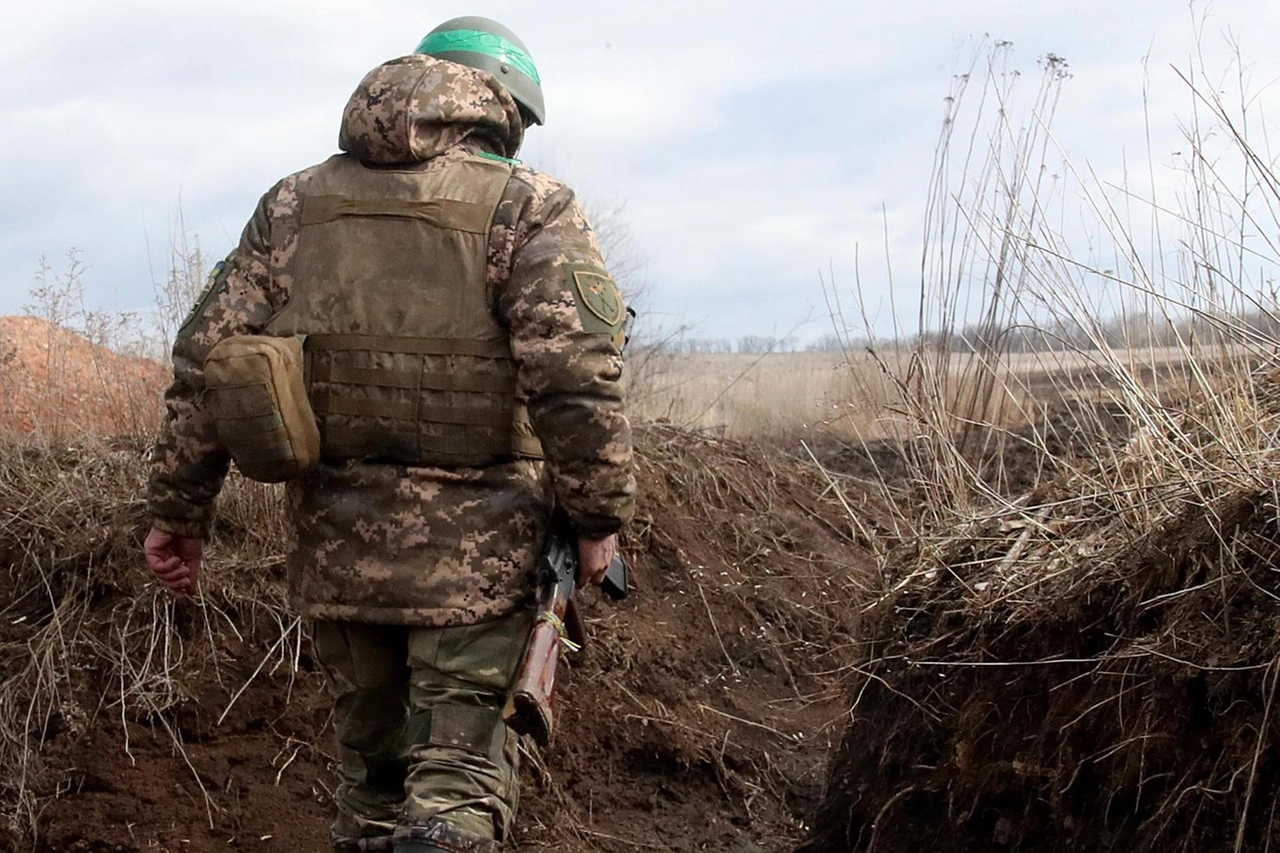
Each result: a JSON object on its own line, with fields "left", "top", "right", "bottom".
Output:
{"left": 338, "top": 54, "right": 524, "bottom": 165}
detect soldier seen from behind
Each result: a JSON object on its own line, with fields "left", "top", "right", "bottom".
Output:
{"left": 142, "top": 17, "right": 636, "bottom": 853}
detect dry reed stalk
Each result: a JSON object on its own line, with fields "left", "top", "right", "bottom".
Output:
{"left": 806, "top": 28, "right": 1280, "bottom": 853}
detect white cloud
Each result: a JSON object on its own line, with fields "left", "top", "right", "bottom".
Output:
{"left": 3, "top": 0, "right": 1280, "bottom": 340}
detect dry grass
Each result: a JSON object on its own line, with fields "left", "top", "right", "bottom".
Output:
{"left": 802, "top": 31, "right": 1280, "bottom": 853}
{"left": 630, "top": 351, "right": 860, "bottom": 439}
{"left": 0, "top": 438, "right": 295, "bottom": 844}
{"left": 0, "top": 315, "right": 167, "bottom": 438}
{"left": 803, "top": 358, "right": 1280, "bottom": 852}
{"left": 628, "top": 344, "right": 1248, "bottom": 444}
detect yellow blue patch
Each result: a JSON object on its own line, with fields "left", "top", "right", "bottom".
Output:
{"left": 176, "top": 258, "right": 231, "bottom": 342}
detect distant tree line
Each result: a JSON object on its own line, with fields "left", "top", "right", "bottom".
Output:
{"left": 656, "top": 335, "right": 808, "bottom": 355}
{"left": 923, "top": 308, "right": 1280, "bottom": 354}
{"left": 648, "top": 308, "right": 1280, "bottom": 357}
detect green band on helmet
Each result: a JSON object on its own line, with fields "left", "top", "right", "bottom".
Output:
{"left": 415, "top": 29, "right": 542, "bottom": 85}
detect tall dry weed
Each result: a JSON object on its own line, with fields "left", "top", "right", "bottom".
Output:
{"left": 147, "top": 207, "right": 207, "bottom": 356}
{"left": 14, "top": 251, "right": 166, "bottom": 438}
{"left": 805, "top": 24, "right": 1280, "bottom": 853}
{"left": 825, "top": 35, "right": 1280, "bottom": 528}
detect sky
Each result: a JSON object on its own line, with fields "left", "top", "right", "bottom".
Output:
{"left": 3, "top": 0, "right": 1280, "bottom": 345}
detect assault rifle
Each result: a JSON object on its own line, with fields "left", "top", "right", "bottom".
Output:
{"left": 503, "top": 519, "right": 628, "bottom": 746}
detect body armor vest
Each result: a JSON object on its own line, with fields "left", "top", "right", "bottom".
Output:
{"left": 267, "top": 153, "right": 543, "bottom": 468}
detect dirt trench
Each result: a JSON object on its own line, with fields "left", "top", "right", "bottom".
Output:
{"left": 0, "top": 425, "right": 879, "bottom": 853}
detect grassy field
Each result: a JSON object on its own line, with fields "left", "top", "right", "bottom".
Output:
{"left": 628, "top": 343, "right": 1252, "bottom": 442}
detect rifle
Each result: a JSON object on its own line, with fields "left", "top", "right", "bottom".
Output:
{"left": 503, "top": 519, "right": 628, "bottom": 746}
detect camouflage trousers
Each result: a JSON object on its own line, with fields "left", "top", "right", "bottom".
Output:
{"left": 313, "top": 609, "right": 534, "bottom": 850}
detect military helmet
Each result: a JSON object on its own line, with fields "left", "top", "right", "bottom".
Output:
{"left": 415, "top": 16, "right": 546, "bottom": 126}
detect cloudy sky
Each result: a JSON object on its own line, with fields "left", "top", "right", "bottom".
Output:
{"left": 3, "top": 1, "right": 1279, "bottom": 344}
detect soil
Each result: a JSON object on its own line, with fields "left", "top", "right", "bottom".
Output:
{"left": 0, "top": 421, "right": 876, "bottom": 853}
{"left": 0, "top": 316, "right": 167, "bottom": 436}
{"left": 7, "top": 319, "right": 1214, "bottom": 852}
{"left": 799, "top": 378, "right": 1280, "bottom": 852}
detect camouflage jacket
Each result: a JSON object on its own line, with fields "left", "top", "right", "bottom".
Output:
{"left": 148, "top": 55, "right": 636, "bottom": 627}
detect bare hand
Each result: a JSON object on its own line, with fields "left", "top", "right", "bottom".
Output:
{"left": 144, "top": 527, "right": 204, "bottom": 598}
{"left": 577, "top": 534, "right": 618, "bottom": 589}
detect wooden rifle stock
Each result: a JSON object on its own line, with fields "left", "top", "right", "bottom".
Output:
{"left": 503, "top": 528, "right": 627, "bottom": 746}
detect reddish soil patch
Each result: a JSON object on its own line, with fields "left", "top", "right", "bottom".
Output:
{"left": 0, "top": 316, "right": 168, "bottom": 437}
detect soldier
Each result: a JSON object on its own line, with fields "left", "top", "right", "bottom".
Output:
{"left": 142, "top": 16, "right": 635, "bottom": 853}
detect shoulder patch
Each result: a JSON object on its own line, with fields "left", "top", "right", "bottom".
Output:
{"left": 566, "top": 264, "right": 625, "bottom": 335}
{"left": 176, "top": 258, "right": 232, "bottom": 342}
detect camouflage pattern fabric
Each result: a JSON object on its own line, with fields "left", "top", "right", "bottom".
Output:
{"left": 339, "top": 55, "right": 524, "bottom": 167}
{"left": 314, "top": 611, "right": 532, "bottom": 847}
{"left": 147, "top": 54, "right": 635, "bottom": 627}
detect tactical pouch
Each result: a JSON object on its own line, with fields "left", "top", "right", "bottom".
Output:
{"left": 204, "top": 335, "right": 320, "bottom": 483}
{"left": 305, "top": 334, "right": 544, "bottom": 468}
